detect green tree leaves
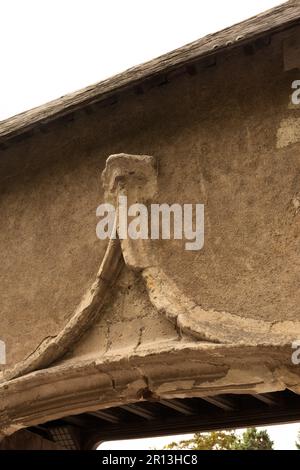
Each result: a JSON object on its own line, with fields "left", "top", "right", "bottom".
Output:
{"left": 165, "top": 428, "right": 274, "bottom": 450}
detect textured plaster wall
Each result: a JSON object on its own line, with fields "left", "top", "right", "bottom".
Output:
{"left": 0, "top": 30, "right": 299, "bottom": 370}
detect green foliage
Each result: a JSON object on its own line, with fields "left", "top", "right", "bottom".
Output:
{"left": 165, "top": 431, "right": 237, "bottom": 450}
{"left": 233, "top": 428, "right": 273, "bottom": 450}
{"left": 165, "top": 428, "right": 273, "bottom": 450}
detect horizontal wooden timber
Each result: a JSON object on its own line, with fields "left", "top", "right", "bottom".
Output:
{"left": 30, "top": 390, "right": 300, "bottom": 449}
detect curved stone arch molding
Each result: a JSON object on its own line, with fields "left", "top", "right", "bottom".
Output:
{"left": 1, "top": 343, "right": 300, "bottom": 441}
{"left": 1, "top": 232, "right": 123, "bottom": 383}
{"left": 2, "top": 152, "right": 300, "bottom": 384}
{"left": 104, "top": 153, "right": 300, "bottom": 347}
{"left": 0, "top": 153, "right": 159, "bottom": 383}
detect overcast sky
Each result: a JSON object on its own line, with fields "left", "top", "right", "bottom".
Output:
{"left": 0, "top": 0, "right": 286, "bottom": 121}
{"left": 98, "top": 423, "right": 299, "bottom": 450}
{"left": 2, "top": 0, "right": 297, "bottom": 451}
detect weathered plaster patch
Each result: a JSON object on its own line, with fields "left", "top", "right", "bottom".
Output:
{"left": 277, "top": 117, "right": 300, "bottom": 148}
{"left": 292, "top": 194, "right": 300, "bottom": 214}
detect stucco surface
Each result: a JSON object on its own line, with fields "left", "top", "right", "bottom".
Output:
{"left": 1, "top": 31, "right": 300, "bottom": 371}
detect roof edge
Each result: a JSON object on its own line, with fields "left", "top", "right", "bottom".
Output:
{"left": 0, "top": 1, "right": 298, "bottom": 144}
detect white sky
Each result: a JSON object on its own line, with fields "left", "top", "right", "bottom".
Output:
{"left": 0, "top": 0, "right": 286, "bottom": 121}
{"left": 99, "top": 423, "right": 300, "bottom": 450}
{"left": 2, "top": 0, "right": 297, "bottom": 451}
